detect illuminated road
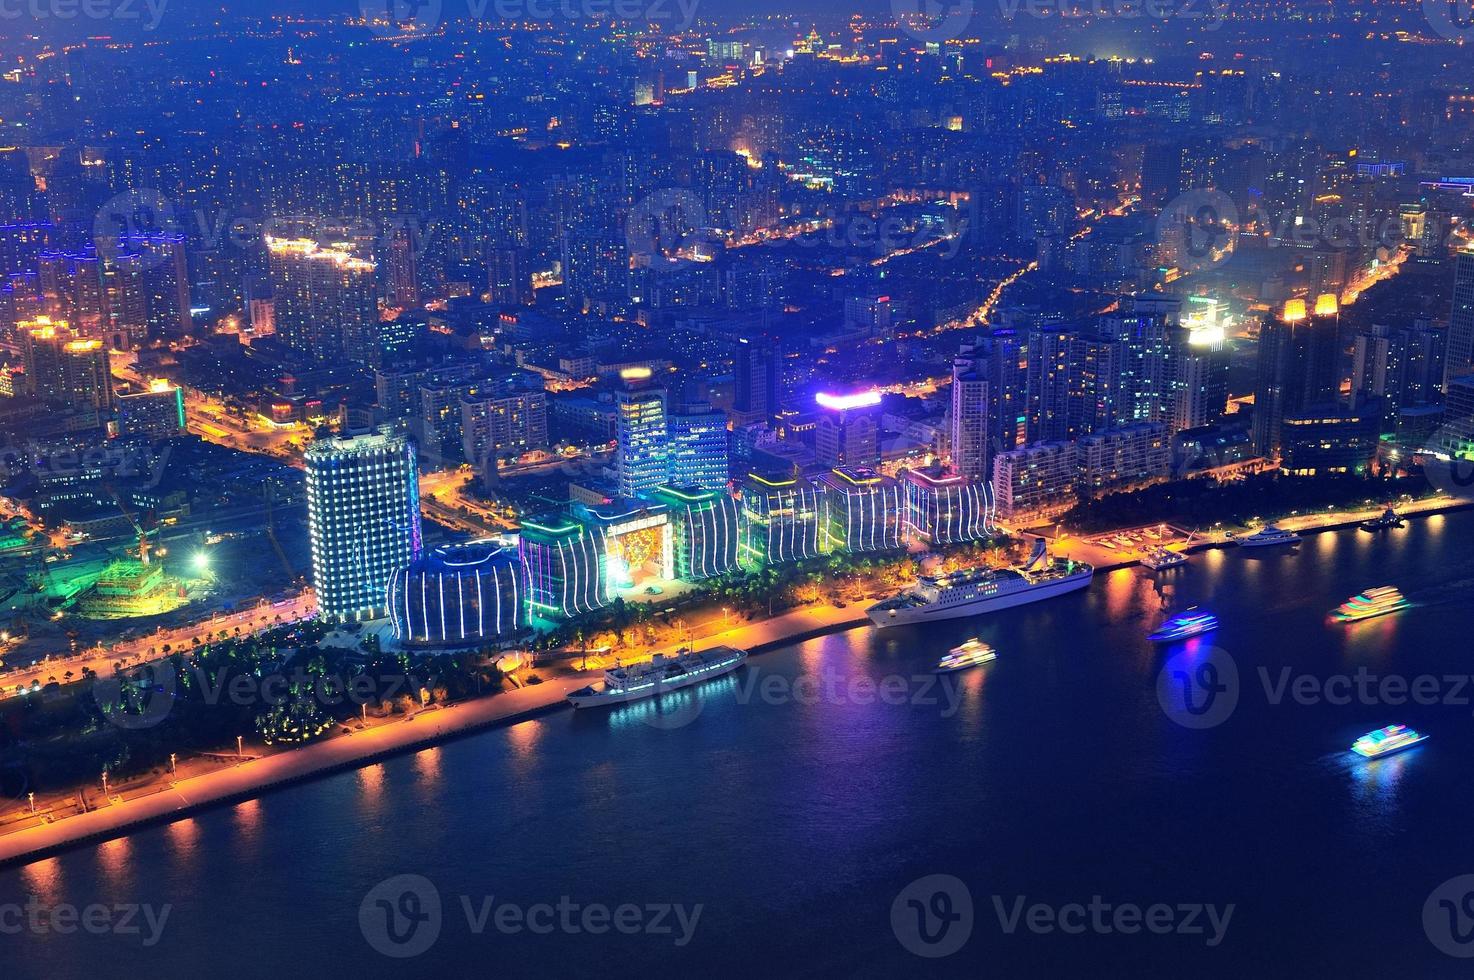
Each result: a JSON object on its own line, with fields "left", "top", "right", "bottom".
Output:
{"left": 419, "top": 468, "right": 517, "bottom": 535}
{"left": 0, "top": 590, "right": 316, "bottom": 698}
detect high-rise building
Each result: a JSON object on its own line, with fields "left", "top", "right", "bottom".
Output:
{"left": 460, "top": 373, "right": 550, "bottom": 470}
{"left": 266, "top": 237, "right": 380, "bottom": 366}
{"left": 815, "top": 390, "right": 881, "bottom": 469}
{"left": 949, "top": 345, "right": 990, "bottom": 481}
{"left": 615, "top": 377, "right": 670, "bottom": 498}
{"left": 116, "top": 381, "right": 187, "bottom": 441}
{"left": 733, "top": 336, "right": 781, "bottom": 423}
{"left": 1253, "top": 302, "right": 1342, "bottom": 459}
{"left": 305, "top": 431, "right": 423, "bottom": 621}
{"left": 1352, "top": 321, "right": 1448, "bottom": 430}
{"left": 19, "top": 316, "right": 113, "bottom": 418}
{"left": 666, "top": 402, "right": 729, "bottom": 491}
{"left": 1445, "top": 248, "right": 1474, "bottom": 389}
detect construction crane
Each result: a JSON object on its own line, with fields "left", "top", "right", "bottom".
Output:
{"left": 263, "top": 483, "right": 294, "bottom": 579}
{"left": 102, "top": 482, "right": 153, "bottom": 565}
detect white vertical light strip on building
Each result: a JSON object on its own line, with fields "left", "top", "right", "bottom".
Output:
{"left": 457, "top": 571, "right": 466, "bottom": 641}
{"left": 476, "top": 565, "right": 486, "bottom": 638}
{"left": 420, "top": 573, "right": 429, "bottom": 643}
{"left": 490, "top": 565, "right": 501, "bottom": 636}
{"left": 556, "top": 539, "right": 573, "bottom": 617}
{"left": 438, "top": 572, "right": 447, "bottom": 642}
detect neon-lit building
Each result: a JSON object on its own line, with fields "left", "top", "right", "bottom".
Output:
{"left": 817, "top": 468, "right": 905, "bottom": 554}
{"left": 518, "top": 518, "right": 609, "bottom": 621}
{"left": 574, "top": 499, "right": 675, "bottom": 592}
{"left": 305, "top": 431, "right": 423, "bottom": 621}
{"left": 740, "top": 472, "right": 827, "bottom": 568}
{"left": 667, "top": 403, "right": 730, "bottom": 491}
{"left": 388, "top": 544, "right": 524, "bottom": 646}
{"left": 615, "top": 382, "right": 671, "bottom": 498}
{"left": 649, "top": 486, "right": 743, "bottom": 581}
{"left": 904, "top": 469, "right": 996, "bottom": 545}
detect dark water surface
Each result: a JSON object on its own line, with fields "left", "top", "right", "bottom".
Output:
{"left": 7, "top": 513, "right": 1474, "bottom": 978}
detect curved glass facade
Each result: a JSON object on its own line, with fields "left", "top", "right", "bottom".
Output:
{"left": 388, "top": 544, "right": 523, "bottom": 646}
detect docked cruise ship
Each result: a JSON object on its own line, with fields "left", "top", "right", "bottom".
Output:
{"left": 568, "top": 647, "right": 748, "bottom": 708}
{"left": 867, "top": 555, "right": 1094, "bottom": 627}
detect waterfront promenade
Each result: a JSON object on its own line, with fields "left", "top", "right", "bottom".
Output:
{"left": 0, "top": 602, "right": 873, "bottom": 869}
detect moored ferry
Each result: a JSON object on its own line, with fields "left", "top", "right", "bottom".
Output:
{"left": 1236, "top": 526, "right": 1300, "bottom": 548}
{"left": 1350, "top": 725, "right": 1428, "bottom": 759}
{"left": 867, "top": 557, "right": 1094, "bottom": 627}
{"left": 1141, "top": 547, "right": 1189, "bottom": 571}
{"left": 1331, "top": 586, "right": 1411, "bottom": 623}
{"left": 1360, "top": 509, "right": 1405, "bottom": 532}
{"left": 568, "top": 647, "right": 748, "bottom": 708}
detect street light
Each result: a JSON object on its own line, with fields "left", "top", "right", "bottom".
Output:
{"left": 236, "top": 735, "right": 244, "bottom": 758}
{"left": 101, "top": 771, "right": 109, "bottom": 797}
{"left": 169, "top": 753, "right": 177, "bottom": 775}
{"left": 27, "top": 791, "right": 34, "bottom": 814}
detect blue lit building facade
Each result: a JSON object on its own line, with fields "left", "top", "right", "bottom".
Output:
{"left": 388, "top": 544, "right": 523, "bottom": 646}
{"left": 904, "top": 469, "right": 996, "bottom": 545}
{"left": 518, "top": 518, "right": 609, "bottom": 621}
{"left": 740, "top": 473, "right": 827, "bottom": 569}
{"left": 650, "top": 486, "right": 743, "bottom": 581}
{"left": 667, "top": 405, "right": 730, "bottom": 492}
{"left": 817, "top": 468, "right": 906, "bottom": 554}
{"left": 305, "top": 431, "right": 422, "bottom": 621}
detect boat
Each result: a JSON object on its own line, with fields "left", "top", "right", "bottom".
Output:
{"left": 1236, "top": 526, "right": 1299, "bottom": 548}
{"left": 1141, "top": 547, "right": 1189, "bottom": 571}
{"left": 936, "top": 639, "right": 997, "bottom": 673}
{"left": 1360, "top": 509, "right": 1405, "bottom": 532}
{"left": 1148, "top": 609, "right": 1219, "bottom": 643}
{"left": 1331, "top": 586, "right": 1411, "bottom": 623}
{"left": 1350, "top": 724, "right": 1428, "bottom": 759}
{"left": 567, "top": 646, "right": 748, "bottom": 708}
{"left": 867, "top": 558, "right": 1094, "bottom": 628}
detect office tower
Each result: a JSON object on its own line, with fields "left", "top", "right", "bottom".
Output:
{"left": 814, "top": 390, "right": 881, "bottom": 470}
{"left": 739, "top": 472, "right": 827, "bottom": 568}
{"left": 487, "top": 246, "right": 534, "bottom": 306}
{"left": 949, "top": 344, "right": 990, "bottom": 481}
{"left": 460, "top": 374, "right": 550, "bottom": 470}
{"left": 305, "top": 431, "right": 423, "bottom": 621}
{"left": 1100, "top": 311, "right": 1175, "bottom": 426}
{"left": 1172, "top": 324, "right": 1231, "bottom": 431}
{"left": 1353, "top": 322, "right": 1449, "bottom": 430}
{"left": 103, "top": 253, "right": 150, "bottom": 349}
{"left": 267, "top": 237, "right": 380, "bottom": 366}
{"left": 1068, "top": 332, "right": 1128, "bottom": 438}
{"left": 615, "top": 378, "right": 670, "bottom": 498}
{"left": 667, "top": 402, "right": 729, "bottom": 491}
{"left": 733, "top": 336, "right": 780, "bottom": 423}
{"left": 904, "top": 469, "right": 995, "bottom": 545}
{"left": 985, "top": 330, "right": 1029, "bottom": 455}
{"left": 384, "top": 225, "right": 420, "bottom": 309}
{"left": 1447, "top": 248, "right": 1474, "bottom": 389}
{"left": 518, "top": 517, "right": 609, "bottom": 620}
{"left": 648, "top": 486, "right": 743, "bottom": 582}
{"left": 39, "top": 252, "right": 107, "bottom": 334}
{"left": 1253, "top": 302, "right": 1343, "bottom": 458}
{"left": 117, "top": 381, "right": 187, "bottom": 441}
{"left": 18, "top": 316, "right": 112, "bottom": 416}
{"left": 817, "top": 468, "right": 905, "bottom": 554}
{"left": 124, "top": 235, "right": 192, "bottom": 340}
{"left": 1026, "top": 325, "right": 1075, "bottom": 443}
